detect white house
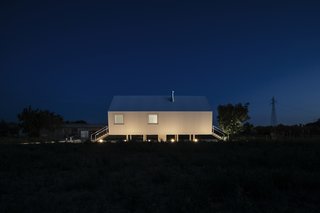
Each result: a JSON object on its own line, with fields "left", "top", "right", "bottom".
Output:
{"left": 91, "top": 92, "right": 225, "bottom": 142}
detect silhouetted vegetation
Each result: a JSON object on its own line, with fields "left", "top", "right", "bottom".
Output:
{"left": 234, "top": 119, "right": 320, "bottom": 141}
{"left": 17, "top": 106, "right": 64, "bottom": 137}
{"left": 0, "top": 120, "right": 19, "bottom": 137}
{"left": 1, "top": 142, "right": 320, "bottom": 212}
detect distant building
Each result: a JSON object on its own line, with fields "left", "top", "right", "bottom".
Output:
{"left": 61, "top": 123, "right": 104, "bottom": 141}
{"left": 40, "top": 123, "right": 104, "bottom": 141}
{"left": 91, "top": 92, "right": 225, "bottom": 142}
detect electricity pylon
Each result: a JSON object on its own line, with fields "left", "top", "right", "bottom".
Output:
{"left": 271, "top": 96, "right": 277, "bottom": 126}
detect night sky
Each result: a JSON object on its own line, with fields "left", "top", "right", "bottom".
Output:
{"left": 1, "top": 0, "right": 320, "bottom": 125}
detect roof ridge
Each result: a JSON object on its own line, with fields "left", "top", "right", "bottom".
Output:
{"left": 109, "top": 96, "right": 212, "bottom": 111}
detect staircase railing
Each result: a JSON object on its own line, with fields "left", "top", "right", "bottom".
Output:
{"left": 91, "top": 126, "right": 109, "bottom": 142}
{"left": 212, "top": 125, "right": 228, "bottom": 141}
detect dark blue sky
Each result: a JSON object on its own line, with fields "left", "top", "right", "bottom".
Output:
{"left": 1, "top": 0, "right": 320, "bottom": 125}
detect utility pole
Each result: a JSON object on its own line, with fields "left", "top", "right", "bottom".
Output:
{"left": 271, "top": 96, "right": 277, "bottom": 126}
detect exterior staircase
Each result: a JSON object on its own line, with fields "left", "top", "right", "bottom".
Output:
{"left": 212, "top": 125, "right": 227, "bottom": 141}
{"left": 91, "top": 125, "right": 226, "bottom": 142}
{"left": 91, "top": 126, "right": 109, "bottom": 142}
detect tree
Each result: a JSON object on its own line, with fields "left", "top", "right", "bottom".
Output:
{"left": 217, "top": 103, "right": 250, "bottom": 139}
{"left": 18, "top": 106, "right": 64, "bottom": 137}
{"left": 0, "top": 120, "right": 19, "bottom": 137}
{"left": 0, "top": 120, "right": 10, "bottom": 137}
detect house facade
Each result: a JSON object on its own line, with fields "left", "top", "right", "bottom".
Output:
{"left": 106, "top": 92, "right": 214, "bottom": 142}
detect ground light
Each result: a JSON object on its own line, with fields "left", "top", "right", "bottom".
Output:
{"left": 170, "top": 138, "right": 175, "bottom": 143}
{"left": 193, "top": 138, "right": 198, "bottom": 142}
{"left": 98, "top": 139, "right": 104, "bottom": 143}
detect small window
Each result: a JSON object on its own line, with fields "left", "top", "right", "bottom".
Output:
{"left": 114, "top": 114, "right": 124, "bottom": 124}
{"left": 148, "top": 114, "right": 158, "bottom": 124}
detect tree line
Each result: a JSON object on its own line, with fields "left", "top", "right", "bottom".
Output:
{"left": 1, "top": 105, "right": 320, "bottom": 140}
{"left": 217, "top": 103, "right": 320, "bottom": 140}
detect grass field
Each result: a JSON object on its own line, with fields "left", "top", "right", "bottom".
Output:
{"left": 1, "top": 142, "right": 320, "bottom": 213}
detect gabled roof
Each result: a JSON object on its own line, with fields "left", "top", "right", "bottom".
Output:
{"left": 108, "top": 96, "right": 212, "bottom": 111}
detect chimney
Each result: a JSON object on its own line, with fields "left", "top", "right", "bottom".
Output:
{"left": 171, "top": 90, "right": 175, "bottom": 102}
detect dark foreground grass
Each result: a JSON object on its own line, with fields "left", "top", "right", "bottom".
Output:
{"left": 1, "top": 142, "right": 320, "bottom": 213}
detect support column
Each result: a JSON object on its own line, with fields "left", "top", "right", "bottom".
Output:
{"left": 143, "top": 135, "right": 147, "bottom": 142}
{"left": 126, "top": 135, "right": 129, "bottom": 141}
{"left": 159, "top": 134, "right": 165, "bottom": 142}
{"left": 189, "top": 135, "right": 192, "bottom": 141}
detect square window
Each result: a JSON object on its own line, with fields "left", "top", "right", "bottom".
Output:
{"left": 148, "top": 114, "right": 158, "bottom": 124}
{"left": 114, "top": 114, "right": 124, "bottom": 124}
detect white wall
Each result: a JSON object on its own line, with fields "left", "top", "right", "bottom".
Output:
{"left": 108, "top": 111, "right": 212, "bottom": 136}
